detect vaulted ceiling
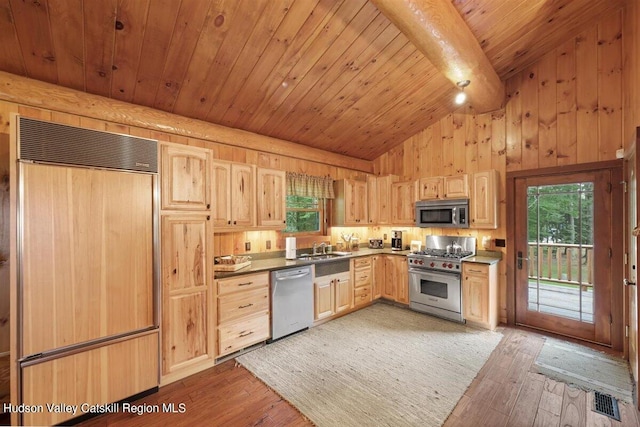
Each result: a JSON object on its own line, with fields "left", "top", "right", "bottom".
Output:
{"left": 0, "top": 0, "right": 624, "bottom": 160}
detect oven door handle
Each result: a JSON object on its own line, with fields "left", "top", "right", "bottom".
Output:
{"left": 408, "top": 268, "right": 461, "bottom": 280}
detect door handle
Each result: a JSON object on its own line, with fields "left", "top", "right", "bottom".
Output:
{"left": 517, "top": 251, "right": 529, "bottom": 270}
{"left": 624, "top": 278, "right": 636, "bottom": 286}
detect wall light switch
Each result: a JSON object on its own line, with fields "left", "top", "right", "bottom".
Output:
{"left": 266, "top": 240, "right": 271, "bottom": 250}
{"left": 245, "top": 241, "right": 251, "bottom": 251}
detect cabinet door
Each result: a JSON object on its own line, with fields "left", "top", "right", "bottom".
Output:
{"left": 391, "top": 181, "right": 417, "bottom": 225}
{"left": 395, "top": 257, "right": 409, "bottom": 304}
{"left": 382, "top": 256, "right": 397, "bottom": 300}
{"left": 371, "top": 255, "right": 384, "bottom": 299}
{"left": 257, "top": 168, "right": 286, "bottom": 227}
{"left": 231, "top": 164, "right": 256, "bottom": 227}
{"left": 161, "top": 144, "right": 211, "bottom": 211}
{"left": 211, "top": 161, "right": 232, "bottom": 227}
{"left": 444, "top": 174, "right": 469, "bottom": 198}
{"left": 418, "top": 177, "right": 443, "bottom": 200}
{"left": 367, "top": 175, "right": 379, "bottom": 225}
{"left": 377, "top": 175, "right": 395, "bottom": 224}
{"left": 162, "top": 215, "right": 212, "bottom": 374}
{"left": 334, "top": 273, "right": 353, "bottom": 313}
{"left": 353, "top": 180, "right": 368, "bottom": 224}
{"left": 471, "top": 170, "right": 499, "bottom": 229}
{"left": 314, "top": 276, "right": 335, "bottom": 320}
{"left": 463, "top": 272, "right": 489, "bottom": 324}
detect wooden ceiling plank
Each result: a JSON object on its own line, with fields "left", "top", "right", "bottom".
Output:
{"left": 131, "top": 0, "right": 181, "bottom": 107}
{"left": 257, "top": 1, "right": 377, "bottom": 136}
{"left": 218, "top": 0, "right": 324, "bottom": 127}
{"left": 152, "top": 0, "right": 212, "bottom": 112}
{"left": 8, "top": 0, "right": 57, "bottom": 82}
{"left": 110, "top": 0, "right": 150, "bottom": 103}
{"left": 83, "top": 0, "right": 117, "bottom": 98}
{"left": 0, "top": 0, "right": 26, "bottom": 75}
{"left": 369, "top": 0, "right": 504, "bottom": 112}
{"left": 206, "top": 0, "right": 296, "bottom": 125}
{"left": 0, "top": 71, "right": 372, "bottom": 172}
{"left": 231, "top": 0, "right": 344, "bottom": 129}
{"left": 282, "top": 13, "right": 395, "bottom": 140}
{"left": 45, "top": 0, "right": 84, "bottom": 91}
{"left": 289, "top": 25, "right": 404, "bottom": 142}
{"left": 172, "top": 0, "right": 242, "bottom": 118}
{"left": 176, "top": 0, "right": 270, "bottom": 121}
{"left": 488, "top": 0, "right": 625, "bottom": 78}
{"left": 243, "top": 0, "right": 364, "bottom": 131}
{"left": 575, "top": 27, "right": 599, "bottom": 164}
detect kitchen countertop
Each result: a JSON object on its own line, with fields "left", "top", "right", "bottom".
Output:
{"left": 463, "top": 256, "right": 501, "bottom": 265}
{"left": 214, "top": 248, "right": 411, "bottom": 279}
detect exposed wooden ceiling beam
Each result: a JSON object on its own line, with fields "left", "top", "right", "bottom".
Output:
{"left": 370, "top": 0, "right": 505, "bottom": 112}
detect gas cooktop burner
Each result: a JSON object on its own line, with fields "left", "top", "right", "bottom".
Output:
{"left": 411, "top": 249, "right": 474, "bottom": 260}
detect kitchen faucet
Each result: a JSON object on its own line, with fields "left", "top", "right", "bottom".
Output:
{"left": 313, "top": 242, "right": 327, "bottom": 255}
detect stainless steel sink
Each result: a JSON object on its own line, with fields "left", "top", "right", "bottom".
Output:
{"left": 297, "top": 253, "right": 343, "bottom": 261}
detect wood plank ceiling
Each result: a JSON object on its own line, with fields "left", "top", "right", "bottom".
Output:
{"left": 0, "top": 0, "right": 624, "bottom": 160}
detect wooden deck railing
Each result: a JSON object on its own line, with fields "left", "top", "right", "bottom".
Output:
{"left": 528, "top": 242, "right": 593, "bottom": 288}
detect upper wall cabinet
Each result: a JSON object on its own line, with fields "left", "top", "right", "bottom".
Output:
{"left": 470, "top": 170, "right": 499, "bottom": 229}
{"left": 391, "top": 180, "right": 418, "bottom": 225}
{"left": 256, "top": 168, "right": 286, "bottom": 228}
{"left": 418, "top": 174, "right": 468, "bottom": 200}
{"left": 367, "top": 174, "right": 398, "bottom": 225}
{"left": 333, "top": 179, "right": 368, "bottom": 226}
{"left": 212, "top": 160, "right": 256, "bottom": 229}
{"left": 161, "top": 144, "right": 211, "bottom": 211}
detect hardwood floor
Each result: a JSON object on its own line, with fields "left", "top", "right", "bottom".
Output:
{"left": 75, "top": 327, "right": 639, "bottom": 427}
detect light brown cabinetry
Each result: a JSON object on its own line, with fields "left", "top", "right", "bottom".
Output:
{"left": 382, "top": 255, "right": 409, "bottom": 303}
{"left": 22, "top": 332, "right": 159, "bottom": 426}
{"left": 314, "top": 271, "right": 352, "bottom": 321}
{"left": 462, "top": 262, "right": 498, "bottom": 330}
{"left": 211, "top": 160, "right": 256, "bottom": 229}
{"left": 256, "top": 167, "right": 287, "bottom": 228}
{"left": 418, "top": 174, "right": 468, "bottom": 200}
{"left": 371, "top": 255, "right": 384, "bottom": 299}
{"left": 367, "top": 174, "right": 397, "bottom": 224}
{"left": 352, "top": 257, "right": 373, "bottom": 307}
{"left": 333, "top": 179, "right": 368, "bottom": 225}
{"left": 161, "top": 215, "right": 214, "bottom": 375}
{"left": 161, "top": 144, "right": 211, "bottom": 211}
{"left": 470, "top": 170, "right": 499, "bottom": 229}
{"left": 216, "top": 272, "right": 270, "bottom": 357}
{"left": 391, "top": 180, "right": 418, "bottom": 225}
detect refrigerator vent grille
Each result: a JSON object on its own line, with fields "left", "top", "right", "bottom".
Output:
{"left": 19, "top": 117, "right": 158, "bottom": 173}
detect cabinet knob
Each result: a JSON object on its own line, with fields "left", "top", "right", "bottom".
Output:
{"left": 206, "top": 215, "right": 210, "bottom": 221}
{"left": 233, "top": 220, "right": 237, "bottom": 225}
{"left": 206, "top": 204, "right": 210, "bottom": 209}
{"left": 227, "top": 220, "right": 231, "bottom": 225}
{"left": 173, "top": 269, "right": 177, "bottom": 274}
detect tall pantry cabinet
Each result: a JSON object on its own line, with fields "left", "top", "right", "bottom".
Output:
{"left": 160, "top": 143, "right": 215, "bottom": 384}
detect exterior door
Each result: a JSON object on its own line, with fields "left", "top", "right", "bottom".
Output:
{"left": 513, "top": 167, "right": 623, "bottom": 347}
{"left": 627, "top": 142, "right": 639, "bottom": 402}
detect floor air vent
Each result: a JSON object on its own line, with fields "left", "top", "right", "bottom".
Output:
{"left": 593, "top": 391, "right": 620, "bottom": 421}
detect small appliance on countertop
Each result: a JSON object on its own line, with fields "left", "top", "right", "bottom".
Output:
{"left": 391, "top": 230, "right": 403, "bottom": 251}
{"left": 368, "top": 238, "right": 383, "bottom": 249}
{"left": 285, "top": 236, "right": 297, "bottom": 260}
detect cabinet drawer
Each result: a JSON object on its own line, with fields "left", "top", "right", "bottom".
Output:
{"left": 353, "top": 257, "right": 372, "bottom": 269}
{"left": 218, "top": 313, "right": 270, "bottom": 356}
{"left": 217, "top": 272, "right": 269, "bottom": 295}
{"left": 354, "top": 286, "right": 372, "bottom": 306}
{"left": 218, "top": 287, "right": 269, "bottom": 323}
{"left": 463, "top": 263, "right": 489, "bottom": 276}
{"left": 354, "top": 269, "right": 372, "bottom": 288}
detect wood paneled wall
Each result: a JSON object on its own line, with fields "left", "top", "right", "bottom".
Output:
{"left": 0, "top": 133, "right": 8, "bottom": 354}
{"left": 624, "top": 0, "right": 640, "bottom": 144}
{"left": 372, "top": 7, "right": 628, "bottom": 323}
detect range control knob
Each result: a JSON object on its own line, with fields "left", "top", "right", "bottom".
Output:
{"left": 430, "top": 262, "right": 435, "bottom": 268}
{"left": 448, "top": 263, "right": 453, "bottom": 269}
{"left": 418, "top": 260, "right": 424, "bottom": 265}
{"left": 442, "top": 262, "right": 447, "bottom": 268}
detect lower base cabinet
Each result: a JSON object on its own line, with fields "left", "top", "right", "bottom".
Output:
{"left": 382, "top": 255, "right": 409, "bottom": 303}
{"left": 314, "top": 271, "right": 352, "bottom": 321}
{"left": 216, "top": 272, "right": 271, "bottom": 357}
{"left": 462, "top": 262, "right": 498, "bottom": 330}
{"left": 21, "top": 332, "right": 159, "bottom": 426}
{"left": 352, "top": 257, "right": 373, "bottom": 307}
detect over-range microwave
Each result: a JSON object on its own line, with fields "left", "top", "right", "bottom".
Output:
{"left": 415, "top": 198, "right": 469, "bottom": 228}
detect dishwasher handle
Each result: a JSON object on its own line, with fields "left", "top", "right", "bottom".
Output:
{"left": 275, "top": 271, "right": 311, "bottom": 281}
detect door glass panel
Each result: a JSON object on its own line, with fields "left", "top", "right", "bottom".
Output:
{"left": 527, "top": 182, "right": 594, "bottom": 323}
{"left": 420, "top": 279, "right": 448, "bottom": 299}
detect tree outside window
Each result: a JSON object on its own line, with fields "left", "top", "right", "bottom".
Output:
{"left": 284, "top": 195, "right": 322, "bottom": 233}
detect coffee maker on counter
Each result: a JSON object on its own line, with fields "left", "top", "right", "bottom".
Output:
{"left": 391, "top": 230, "right": 403, "bottom": 251}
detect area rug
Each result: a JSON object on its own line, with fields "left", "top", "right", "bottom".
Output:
{"left": 236, "top": 303, "right": 503, "bottom": 427}
{"left": 532, "top": 337, "right": 634, "bottom": 403}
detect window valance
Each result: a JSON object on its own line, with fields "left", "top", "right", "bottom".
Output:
{"left": 286, "top": 172, "right": 334, "bottom": 199}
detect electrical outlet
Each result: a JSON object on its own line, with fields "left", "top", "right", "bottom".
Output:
{"left": 266, "top": 240, "right": 271, "bottom": 250}
{"left": 383, "top": 233, "right": 387, "bottom": 240}
{"left": 495, "top": 238, "right": 506, "bottom": 248}
{"left": 245, "top": 241, "right": 251, "bottom": 251}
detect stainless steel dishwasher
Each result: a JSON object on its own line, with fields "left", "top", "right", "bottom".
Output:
{"left": 270, "top": 265, "right": 314, "bottom": 341}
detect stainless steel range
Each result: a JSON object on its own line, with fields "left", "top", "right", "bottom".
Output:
{"left": 408, "top": 235, "right": 476, "bottom": 322}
